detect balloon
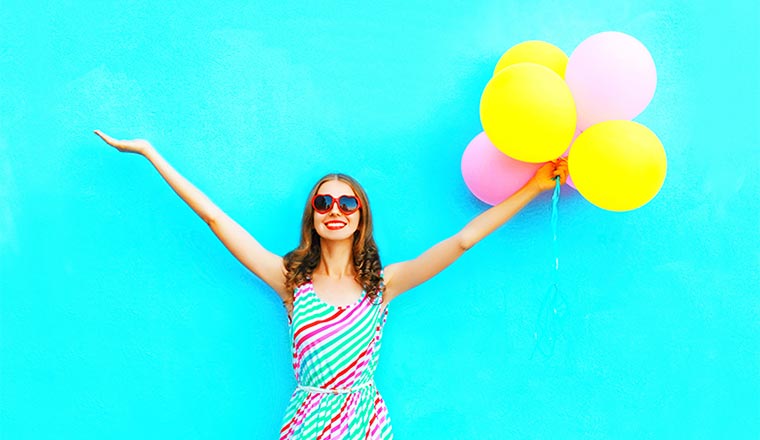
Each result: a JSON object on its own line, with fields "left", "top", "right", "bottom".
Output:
{"left": 568, "top": 120, "right": 667, "bottom": 212}
{"left": 561, "top": 129, "right": 582, "bottom": 190}
{"left": 494, "top": 40, "right": 569, "bottom": 78}
{"left": 566, "top": 172, "right": 576, "bottom": 190}
{"left": 461, "top": 132, "right": 544, "bottom": 206}
{"left": 480, "top": 63, "right": 577, "bottom": 163}
{"left": 565, "top": 31, "right": 657, "bottom": 130}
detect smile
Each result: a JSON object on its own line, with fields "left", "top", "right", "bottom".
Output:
{"left": 325, "top": 221, "right": 346, "bottom": 230}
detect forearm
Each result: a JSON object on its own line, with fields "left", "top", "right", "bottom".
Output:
{"left": 458, "top": 180, "right": 542, "bottom": 249}
{"left": 143, "top": 146, "right": 222, "bottom": 224}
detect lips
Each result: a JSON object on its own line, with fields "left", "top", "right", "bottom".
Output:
{"left": 325, "top": 221, "right": 346, "bottom": 230}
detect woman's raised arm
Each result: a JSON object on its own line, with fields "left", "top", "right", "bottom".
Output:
{"left": 93, "top": 130, "right": 288, "bottom": 299}
{"left": 382, "top": 159, "right": 567, "bottom": 303}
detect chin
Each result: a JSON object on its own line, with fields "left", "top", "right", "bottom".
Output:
{"left": 319, "top": 228, "right": 356, "bottom": 241}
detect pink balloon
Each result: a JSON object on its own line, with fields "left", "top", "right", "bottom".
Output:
{"left": 461, "top": 132, "right": 543, "bottom": 205}
{"left": 566, "top": 32, "right": 657, "bottom": 130}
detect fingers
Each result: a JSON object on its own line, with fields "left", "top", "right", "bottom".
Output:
{"left": 93, "top": 130, "right": 128, "bottom": 150}
{"left": 551, "top": 158, "right": 569, "bottom": 184}
{"left": 93, "top": 130, "right": 116, "bottom": 145}
{"left": 539, "top": 161, "right": 555, "bottom": 174}
{"left": 556, "top": 169, "right": 568, "bottom": 184}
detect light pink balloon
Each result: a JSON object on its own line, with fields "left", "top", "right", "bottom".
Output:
{"left": 566, "top": 32, "right": 657, "bottom": 130}
{"left": 461, "top": 132, "right": 544, "bottom": 205}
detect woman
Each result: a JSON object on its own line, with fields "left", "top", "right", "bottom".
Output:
{"left": 93, "top": 130, "right": 567, "bottom": 439}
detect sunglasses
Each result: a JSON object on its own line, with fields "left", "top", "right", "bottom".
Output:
{"left": 312, "top": 194, "right": 362, "bottom": 215}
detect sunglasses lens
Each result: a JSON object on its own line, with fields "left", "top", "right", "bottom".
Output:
{"left": 313, "top": 195, "right": 333, "bottom": 212}
{"left": 339, "top": 196, "right": 359, "bottom": 213}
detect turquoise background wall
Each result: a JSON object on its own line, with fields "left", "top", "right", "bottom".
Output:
{"left": 2, "top": 0, "right": 758, "bottom": 438}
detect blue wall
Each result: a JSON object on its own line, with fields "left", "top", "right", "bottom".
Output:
{"left": 2, "top": 1, "right": 758, "bottom": 438}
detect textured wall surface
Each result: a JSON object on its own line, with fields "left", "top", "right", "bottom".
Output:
{"left": 1, "top": 1, "right": 758, "bottom": 439}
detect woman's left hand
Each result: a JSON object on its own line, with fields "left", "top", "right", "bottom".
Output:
{"left": 530, "top": 158, "right": 568, "bottom": 192}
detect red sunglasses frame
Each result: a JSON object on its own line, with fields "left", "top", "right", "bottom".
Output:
{"left": 311, "top": 194, "right": 362, "bottom": 215}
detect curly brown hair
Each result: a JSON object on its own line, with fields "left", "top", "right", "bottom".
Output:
{"left": 282, "top": 173, "right": 384, "bottom": 312}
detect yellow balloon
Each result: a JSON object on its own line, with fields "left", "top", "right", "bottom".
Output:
{"left": 480, "top": 63, "right": 577, "bottom": 163}
{"left": 569, "top": 120, "right": 667, "bottom": 212}
{"left": 494, "top": 41, "right": 569, "bottom": 78}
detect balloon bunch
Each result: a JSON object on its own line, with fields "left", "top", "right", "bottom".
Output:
{"left": 462, "top": 32, "right": 667, "bottom": 212}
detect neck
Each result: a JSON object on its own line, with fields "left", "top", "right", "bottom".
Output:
{"left": 315, "top": 237, "right": 355, "bottom": 278}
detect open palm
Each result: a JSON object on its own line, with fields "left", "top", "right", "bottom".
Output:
{"left": 93, "top": 130, "right": 153, "bottom": 156}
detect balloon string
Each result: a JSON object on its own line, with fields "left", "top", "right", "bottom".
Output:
{"left": 531, "top": 177, "right": 567, "bottom": 359}
{"left": 551, "top": 176, "right": 560, "bottom": 281}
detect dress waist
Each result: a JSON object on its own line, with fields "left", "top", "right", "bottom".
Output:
{"left": 296, "top": 380, "right": 374, "bottom": 395}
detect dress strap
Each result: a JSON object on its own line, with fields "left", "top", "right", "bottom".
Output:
{"left": 293, "top": 279, "right": 311, "bottom": 300}
{"left": 371, "top": 268, "right": 385, "bottom": 305}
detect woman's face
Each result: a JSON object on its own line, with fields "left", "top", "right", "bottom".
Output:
{"left": 312, "top": 179, "right": 361, "bottom": 241}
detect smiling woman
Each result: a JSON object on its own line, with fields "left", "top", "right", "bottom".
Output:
{"left": 283, "top": 174, "right": 383, "bottom": 311}
{"left": 279, "top": 174, "right": 392, "bottom": 437}
{"left": 92, "top": 130, "right": 566, "bottom": 439}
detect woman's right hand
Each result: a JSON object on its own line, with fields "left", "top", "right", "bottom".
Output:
{"left": 93, "top": 130, "right": 153, "bottom": 156}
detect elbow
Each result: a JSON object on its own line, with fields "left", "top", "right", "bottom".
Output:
{"left": 205, "top": 214, "right": 220, "bottom": 229}
{"left": 205, "top": 208, "right": 224, "bottom": 228}
{"left": 457, "top": 232, "right": 475, "bottom": 252}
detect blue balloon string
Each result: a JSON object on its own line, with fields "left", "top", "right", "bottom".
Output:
{"left": 531, "top": 177, "right": 569, "bottom": 359}
{"left": 551, "top": 177, "right": 560, "bottom": 282}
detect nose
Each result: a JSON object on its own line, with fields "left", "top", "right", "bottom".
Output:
{"left": 328, "top": 200, "right": 342, "bottom": 215}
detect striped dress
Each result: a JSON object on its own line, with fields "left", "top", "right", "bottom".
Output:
{"left": 279, "top": 273, "right": 393, "bottom": 439}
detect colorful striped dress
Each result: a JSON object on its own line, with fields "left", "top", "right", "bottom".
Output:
{"left": 279, "top": 273, "right": 393, "bottom": 439}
